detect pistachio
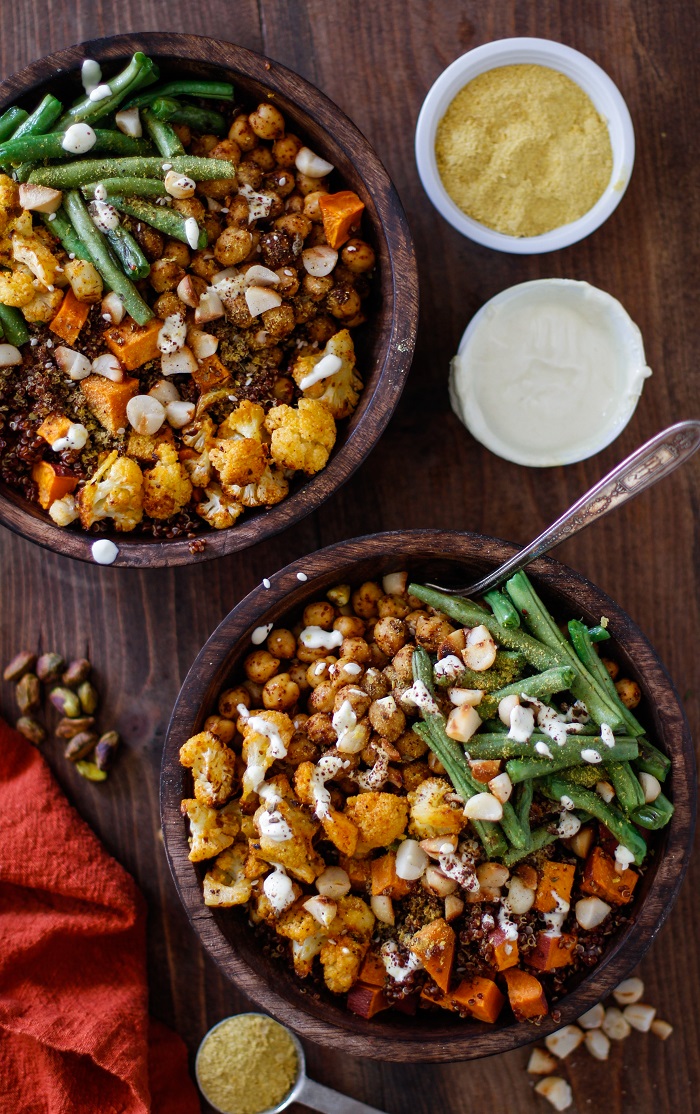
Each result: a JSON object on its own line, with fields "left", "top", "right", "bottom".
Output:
{"left": 16, "top": 673, "right": 40, "bottom": 714}
{"left": 49, "top": 686, "right": 81, "bottom": 718}
{"left": 62, "top": 658, "right": 91, "bottom": 687}
{"left": 55, "top": 715, "right": 96, "bottom": 739}
{"left": 15, "top": 716, "right": 46, "bottom": 746}
{"left": 95, "top": 730, "right": 120, "bottom": 771}
{"left": 327, "top": 583, "right": 351, "bottom": 607}
{"left": 36, "top": 652, "right": 65, "bottom": 683}
{"left": 64, "top": 731, "right": 98, "bottom": 761}
{"left": 77, "top": 681, "right": 99, "bottom": 715}
{"left": 75, "top": 760, "right": 107, "bottom": 782}
{"left": 3, "top": 650, "right": 37, "bottom": 682}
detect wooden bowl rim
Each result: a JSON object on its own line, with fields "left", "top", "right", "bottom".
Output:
{"left": 161, "top": 529, "right": 696, "bottom": 1062}
{"left": 0, "top": 32, "right": 418, "bottom": 567}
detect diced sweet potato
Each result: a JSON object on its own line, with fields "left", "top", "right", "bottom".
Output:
{"left": 322, "top": 807, "right": 359, "bottom": 856}
{"left": 371, "top": 851, "right": 411, "bottom": 899}
{"left": 488, "top": 927, "right": 520, "bottom": 971}
{"left": 36, "top": 413, "right": 71, "bottom": 446}
{"left": 534, "top": 861, "right": 576, "bottom": 913}
{"left": 359, "top": 951, "right": 386, "bottom": 988}
{"left": 49, "top": 288, "right": 90, "bottom": 344}
{"left": 419, "top": 984, "right": 454, "bottom": 1011}
{"left": 339, "top": 855, "right": 371, "bottom": 892}
{"left": 31, "top": 461, "right": 78, "bottom": 510}
{"left": 346, "top": 983, "right": 390, "bottom": 1019}
{"left": 451, "top": 976, "right": 505, "bottom": 1024}
{"left": 527, "top": 931, "right": 578, "bottom": 972}
{"left": 103, "top": 318, "right": 163, "bottom": 370}
{"left": 409, "top": 918, "right": 455, "bottom": 993}
{"left": 192, "top": 352, "right": 231, "bottom": 391}
{"left": 319, "top": 190, "right": 365, "bottom": 249}
{"left": 503, "top": 968, "right": 548, "bottom": 1021}
{"left": 393, "top": 994, "right": 418, "bottom": 1016}
{"left": 469, "top": 759, "right": 502, "bottom": 784}
{"left": 580, "top": 846, "right": 638, "bottom": 906}
{"left": 80, "top": 375, "right": 139, "bottom": 435}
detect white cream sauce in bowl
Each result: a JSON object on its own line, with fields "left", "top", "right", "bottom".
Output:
{"left": 450, "top": 279, "right": 652, "bottom": 467}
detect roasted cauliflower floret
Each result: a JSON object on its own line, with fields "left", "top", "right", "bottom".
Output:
{"left": 320, "top": 936, "right": 367, "bottom": 993}
{"left": 407, "top": 776, "right": 467, "bottom": 840}
{"left": 77, "top": 450, "right": 144, "bottom": 532}
{"left": 226, "top": 465, "right": 289, "bottom": 508}
{"left": 329, "top": 894, "right": 375, "bottom": 941}
{"left": 180, "top": 447, "right": 211, "bottom": 488}
{"left": 142, "top": 442, "right": 193, "bottom": 519}
{"left": 252, "top": 775, "right": 324, "bottom": 883}
{"left": 182, "top": 415, "right": 216, "bottom": 453}
{"left": 203, "top": 843, "right": 252, "bottom": 906}
{"left": 0, "top": 174, "right": 20, "bottom": 235}
{"left": 181, "top": 798, "right": 240, "bottom": 861}
{"left": 265, "top": 398, "right": 336, "bottom": 475}
{"left": 291, "top": 330, "right": 362, "bottom": 420}
{"left": 343, "top": 791, "right": 409, "bottom": 856}
{"left": 276, "top": 905, "right": 326, "bottom": 977}
{"left": 21, "top": 286, "right": 64, "bottom": 323}
{"left": 210, "top": 436, "right": 268, "bottom": 487}
{"left": 240, "top": 712, "right": 295, "bottom": 799}
{"left": 218, "top": 399, "right": 267, "bottom": 441}
{"left": 196, "top": 482, "right": 243, "bottom": 529}
{"left": 179, "top": 729, "right": 236, "bottom": 807}
{"left": 12, "top": 230, "right": 59, "bottom": 287}
{"left": 0, "top": 267, "right": 35, "bottom": 307}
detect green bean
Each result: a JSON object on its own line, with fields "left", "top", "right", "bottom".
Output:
{"left": 542, "top": 776, "right": 647, "bottom": 865}
{"left": 55, "top": 53, "right": 159, "bottom": 130}
{"left": 141, "top": 107, "right": 184, "bottom": 158}
{"left": 567, "top": 620, "right": 645, "bottom": 736}
{"left": 9, "top": 95, "right": 62, "bottom": 141}
{"left": 0, "top": 130, "right": 152, "bottom": 167}
{"left": 506, "top": 738, "right": 639, "bottom": 784}
{"left": 41, "top": 208, "right": 92, "bottom": 262}
{"left": 605, "top": 761, "right": 646, "bottom": 815}
{"left": 82, "top": 177, "right": 168, "bottom": 199}
{"left": 63, "top": 191, "right": 152, "bottom": 325}
{"left": 503, "top": 826, "right": 558, "bottom": 867}
{"left": 29, "top": 154, "right": 236, "bottom": 189}
{"left": 105, "top": 224, "right": 150, "bottom": 279}
{"left": 484, "top": 589, "right": 520, "bottom": 629}
{"left": 0, "top": 107, "right": 29, "bottom": 142}
{"left": 514, "top": 780, "right": 533, "bottom": 842}
{"left": 634, "top": 738, "right": 671, "bottom": 783}
{"left": 150, "top": 96, "right": 227, "bottom": 134}
{"left": 108, "top": 195, "right": 206, "bottom": 249}
{"left": 434, "top": 650, "right": 527, "bottom": 692}
{"left": 0, "top": 304, "right": 29, "bottom": 346}
{"left": 476, "top": 666, "right": 575, "bottom": 722}
{"left": 631, "top": 791, "right": 674, "bottom": 830}
{"left": 505, "top": 573, "right": 625, "bottom": 730}
{"left": 409, "top": 583, "right": 561, "bottom": 673}
{"left": 468, "top": 733, "right": 637, "bottom": 764}
{"left": 125, "top": 80, "right": 234, "bottom": 108}
{"left": 558, "top": 764, "right": 604, "bottom": 788}
{"left": 587, "top": 624, "right": 611, "bottom": 643}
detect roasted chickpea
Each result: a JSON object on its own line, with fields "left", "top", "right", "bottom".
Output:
{"left": 203, "top": 213, "right": 224, "bottom": 242}
{"left": 208, "top": 139, "right": 241, "bottom": 166}
{"left": 285, "top": 192, "right": 305, "bottom": 213}
{"left": 153, "top": 291, "right": 183, "bottom": 319}
{"left": 267, "top": 628, "right": 297, "bottom": 659}
{"left": 369, "top": 643, "right": 390, "bottom": 669}
{"left": 377, "top": 594, "right": 411, "bottom": 619}
{"left": 307, "top": 680, "right": 337, "bottom": 714}
{"left": 305, "top": 712, "right": 337, "bottom": 746}
{"left": 415, "top": 614, "right": 456, "bottom": 650}
{"left": 327, "top": 283, "right": 362, "bottom": 320}
{"left": 265, "top": 167, "right": 296, "bottom": 196}
{"left": 272, "top": 376, "right": 295, "bottom": 404}
{"left": 333, "top": 615, "right": 365, "bottom": 639}
{"left": 297, "top": 171, "right": 329, "bottom": 196}
{"left": 615, "top": 677, "right": 642, "bottom": 709}
{"left": 288, "top": 660, "right": 310, "bottom": 691}
{"left": 341, "top": 238, "right": 376, "bottom": 273}
{"left": 351, "top": 581, "right": 384, "bottom": 619}
{"left": 329, "top": 659, "right": 366, "bottom": 687}
{"left": 236, "top": 161, "right": 264, "bottom": 190}
{"left": 302, "top": 273, "right": 333, "bottom": 301}
{"left": 249, "top": 102, "right": 286, "bottom": 140}
{"left": 368, "top": 695, "right": 406, "bottom": 742}
{"left": 228, "top": 114, "right": 258, "bottom": 150}
{"left": 163, "top": 239, "right": 191, "bottom": 267}
{"left": 303, "top": 190, "right": 329, "bottom": 222}
{"left": 303, "top": 601, "right": 336, "bottom": 630}
{"left": 198, "top": 176, "right": 238, "bottom": 200}
{"left": 190, "top": 250, "right": 220, "bottom": 281}
{"left": 361, "top": 667, "right": 391, "bottom": 701}
{"left": 601, "top": 657, "right": 620, "bottom": 681}
{"left": 172, "top": 197, "right": 205, "bottom": 223}
{"left": 395, "top": 730, "right": 429, "bottom": 763}
{"left": 272, "top": 133, "right": 303, "bottom": 166}
{"left": 306, "top": 657, "right": 335, "bottom": 688}
{"left": 218, "top": 685, "right": 250, "bottom": 717}
{"left": 262, "top": 673, "right": 300, "bottom": 711}
{"left": 149, "top": 258, "right": 186, "bottom": 293}
{"left": 244, "top": 679, "right": 263, "bottom": 704}
{"left": 391, "top": 644, "right": 416, "bottom": 685}
{"left": 427, "top": 751, "right": 447, "bottom": 776}
{"left": 204, "top": 715, "right": 237, "bottom": 744}
{"left": 373, "top": 617, "right": 407, "bottom": 657}
{"left": 339, "top": 636, "right": 371, "bottom": 664}
{"left": 333, "top": 685, "right": 370, "bottom": 719}
{"left": 274, "top": 212, "right": 313, "bottom": 240}
{"left": 244, "top": 649, "right": 280, "bottom": 684}
{"left": 303, "top": 315, "right": 334, "bottom": 348}
{"left": 245, "top": 146, "right": 276, "bottom": 172}
{"left": 172, "top": 122, "right": 191, "bottom": 146}
{"left": 285, "top": 734, "right": 320, "bottom": 766}
{"left": 133, "top": 222, "right": 164, "bottom": 260}
{"left": 213, "top": 228, "right": 253, "bottom": 267}
{"left": 404, "top": 609, "right": 429, "bottom": 637}
{"left": 224, "top": 293, "right": 255, "bottom": 329}
{"left": 403, "top": 762, "right": 431, "bottom": 792}
{"left": 275, "top": 266, "right": 300, "bottom": 296}
{"left": 190, "top": 132, "right": 219, "bottom": 156}
{"left": 261, "top": 304, "right": 296, "bottom": 338}
{"left": 226, "top": 196, "right": 251, "bottom": 228}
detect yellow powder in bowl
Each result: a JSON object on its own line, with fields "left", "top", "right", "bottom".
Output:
{"left": 196, "top": 1015, "right": 298, "bottom": 1114}
{"left": 435, "top": 63, "right": 613, "bottom": 237}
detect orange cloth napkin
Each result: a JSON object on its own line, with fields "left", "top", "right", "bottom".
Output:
{"left": 0, "top": 718, "right": 201, "bottom": 1114}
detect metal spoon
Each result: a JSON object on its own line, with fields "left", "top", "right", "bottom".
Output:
{"left": 196, "top": 1014, "right": 387, "bottom": 1114}
{"left": 426, "top": 420, "right": 700, "bottom": 597}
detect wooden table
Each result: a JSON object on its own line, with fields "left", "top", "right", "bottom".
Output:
{"left": 1, "top": 3, "right": 698, "bottom": 1111}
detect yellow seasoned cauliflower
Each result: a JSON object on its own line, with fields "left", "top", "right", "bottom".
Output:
{"left": 320, "top": 936, "right": 367, "bottom": 993}
{"left": 407, "top": 776, "right": 467, "bottom": 840}
{"left": 0, "top": 175, "right": 20, "bottom": 235}
{"left": 142, "top": 442, "right": 193, "bottom": 520}
{"left": 329, "top": 894, "right": 375, "bottom": 940}
{"left": 248, "top": 878, "right": 303, "bottom": 926}
{"left": 343, "top": 791, "right": 408, "bottom": 856}
{"left": 180, "top": 447, "right": 211, "bottom": 488}
{"left": 181, "top": 798, "right": 240, "bottom": 861}
{"left": 291, "top": 330, "right": 362, "bottom": 420}
{"left": 217, "top": 399, "right": 266, "bottom": 441}
{"left": 12, "top": 230, "right": 59, "bottom": 287}
{"left": 276, "top": 905, "right": 327, "bottom": 977}
{"left": 195, "top": 483, "right": 243, "bottom": 529}
{"left": 77, "top": 451, "right": 144, "bottom": 532}
{"left": 252, "top": 775, "right": 324, "bottom": 883}
{"left": 240, "top": 711, "right": 295, "bottom": 799}
{"left": 210, "top": 437, "right": 268, "bottom": 487}
{"left": 203, "top": 843, "right": 252, "bottom": 906}
{"left": 226, "top": 465, "right": 288, "bottom": 509}
{"left": 179, "top": 729, "right": 236, "bottom": 807}
{"left": 63, "top": 258, "right": 103, "bottom": 304}
{"left": 0, "top": 267, "right": 35, "bottom": 307}
{"left": 21, "top": 286, "right": 64, "bottom": 323}
{"left": 181, "top": 415, "right": 216, "bottom": 453}
{"left": 265, "top": 398, "right": 336, "bottom": 475}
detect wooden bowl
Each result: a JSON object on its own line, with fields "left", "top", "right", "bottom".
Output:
{"left": 0, "top": 33, "right": 417, "bottom": 567}
{"left": 161, "top": 530, "right": 695, "bottom": 1062}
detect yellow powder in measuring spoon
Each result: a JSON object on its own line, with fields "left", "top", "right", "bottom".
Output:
{"left": 197, "top": 1015, "right": 298, "bottom": 1114}
{"left": 435, "top": 64, "right": 613, "bottom": 237}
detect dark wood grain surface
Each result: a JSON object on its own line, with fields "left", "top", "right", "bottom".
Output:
{"left": 1, "top": 2, "right": 698, "bottom": 1111}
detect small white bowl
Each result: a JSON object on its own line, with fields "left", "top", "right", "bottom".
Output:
{"left": 415, "top": 37, "right": 635, "bottom": 254}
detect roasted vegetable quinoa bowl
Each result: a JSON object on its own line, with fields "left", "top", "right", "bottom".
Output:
{"left": 0, "top": 34, "right": 417, "bottom": 566}
{"left": 161, "top": 532, "right": 695, "bottom": 1063}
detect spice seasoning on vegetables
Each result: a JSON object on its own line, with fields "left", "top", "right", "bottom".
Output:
{"left": 435, "top": 64, "right": 613, "bottom": 237}
{"left": 196, "top": 1015, "right": 298, "bottom": 1114}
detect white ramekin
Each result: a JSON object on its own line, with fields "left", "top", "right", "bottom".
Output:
{"left": 415, "top": 37, "right": 635, "bottom": 254}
